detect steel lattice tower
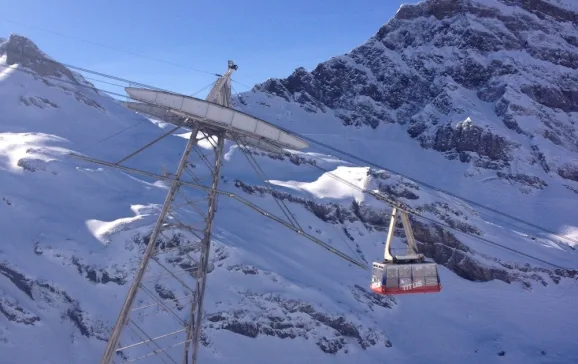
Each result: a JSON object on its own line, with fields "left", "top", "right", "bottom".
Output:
{"left": 100, "top": 62, "right": 237, "bottom": 364}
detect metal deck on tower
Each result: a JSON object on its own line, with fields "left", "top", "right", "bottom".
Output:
{"left": 98, "top": 61, "right": 309, "bottom": 364}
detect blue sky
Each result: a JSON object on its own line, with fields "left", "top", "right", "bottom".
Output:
{"left": 0, "top": 0, "right": 409, "bottom": 97}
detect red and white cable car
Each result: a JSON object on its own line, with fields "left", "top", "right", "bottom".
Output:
{"left": 371, "top": 206, "right": 442, "bottom": 295}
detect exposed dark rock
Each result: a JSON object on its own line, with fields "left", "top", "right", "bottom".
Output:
{"left": 407, "top": 120, "right": 428, "bottom": 138}
{"left": 36, "top": 280, "right": 74, "bottom": 304}
{"left": 543, "top": 129, "right": 563, "bottom": 146}
{"left": 376, "top": 183, "right": 420, "bottom": 200}
{"left": 418, "top": 202, "right": 481, "bottom": 235}
{"left": 413, "top": 221, "right": 514, "bottom": 282}
{"left": 20, "top": 96, "right": 59, "bottom": 109}
{"left": 1, "top": 34, "right": 78, "bottom": 81}
{"left": 395, "top": 0, "right": 577, "bottom": 26}
{"left": 351, "top": 284, "right": 396, "bottom": 311}
{"left": 65, "top": 303, "right": 109, "bottom": 341}
{"left": 71, "top": 256, "right": 127, "bottom": 285}
{"left": 496, "top": 172, "right": 549, "bottom": 189}
{"left": 34, "top": 244, "right": 43, "bottom": 255}
{"left": 17, "top": 158, "right": 45, "bottom": 172}
{"left": 564, "top": 184, "right": 578, "bottom": 194}
{"left": 66, "top": 305, "right": 91, "bottom": 337}
{"left": 395, "top": 0, "right": 499, "bottom": 22}
{"left": 503, "top": 0, "right": 577, "bottom": 24}
{"left": 557, "top": 163, "right": 578, "bottom": 183}
{"left": 0, "top": 263, "right": 35, "bottom": 299}
{"left": 431, "top": 121, "right": 512, "bottom": 162}
{"left": 343, "top": 227, "right": 355, "bottom": 241}
{"left": 74, "top": 91, "right": 104, "bottom": 111}
{"left": 521, "top": 85, "right": 578, "bottom": 113}
{"left": 235, "top": 180, "right": 357, "bottom": 225}
{"left": 241, "top": 148, "right": 319, "bottom": 167}
{"left": 133, "top": 232, "right": 192, "bottom": 252}
{"left": 530, "top": 145, "right": 551, "bottom": 173}
{"left": 0, "top": 262, "right": 113, "bottom": 340}
{"left": 224, "top": 321, "right": 260, "bottom": 338}
{"left": 154, "top": 284, "right": 184, "bottom": 311}
{"left": 317, "top": 337, "right": 346, "bottom": 354}
{"left": 0, "top": 298, "right": 40, "bottom": 325}
{"left": 131, "top": 232, "right": 228, "bottom": 282}
{"left": 206, "top": 294, "right": 391, "bottom": 353}
{"left": 479, "top": 82, "right": 507, "bottom": 103}
{"left": 227, "top": 264, "right": 259, "bottom": 275}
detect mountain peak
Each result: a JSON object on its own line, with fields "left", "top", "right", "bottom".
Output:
{"left": 393, "top": 0, "right": 577, "bottom": 24}
{"left": 0, "top": 33, "right": 78, "bottom": 82}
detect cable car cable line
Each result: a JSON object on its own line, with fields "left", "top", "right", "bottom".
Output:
{"left": 231, "top": 134, "right": 304, "bottom": 231}
{"left": 0, "top": 17, "right": 222, "bottom": 77}
{"left": 3, "top": 53, "right": 573, "bottom": 267}
{"left": 277, "top": 129, "right": 578, "bottom": 249}
{"left": 68, "top": 153, "right": 368, "bottom": 270}
{"left": 297, "top": 154, "right": 571, "bottom": 270}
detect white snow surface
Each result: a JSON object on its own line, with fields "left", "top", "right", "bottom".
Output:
{"left": 2, "top": 5, "right": 578, "bottom": 364}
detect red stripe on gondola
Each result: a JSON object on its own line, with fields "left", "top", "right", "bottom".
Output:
{"left": 371, "top": 285, "right": 442, "bottom": 295}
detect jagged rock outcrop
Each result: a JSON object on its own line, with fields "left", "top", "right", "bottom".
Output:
{"left": 0, "top": 298, "right": 40, "bottom": 325}
{"left": 1, "top": 34, "right": 104, "bottom": 114}
{"left": 206, "top": 293, "right": 392, "bottom": 354}
{"left": 0, "top": 262, "right": 109, "bottom": 340}
{"left": 34, "top": 244, "right": 128, "bottom": 285}
{"left": 558, "top": 162, "right": 578, "bottom": 183}
{"left": 1, "top": 34, "right": 78, "bottom": 81}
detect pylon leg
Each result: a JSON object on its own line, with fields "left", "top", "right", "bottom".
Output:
{"left": 100, "top": 123, "right": 202, "bottom": 364}
{"left": 182, "top": 132, "right": 225, "bottom": 364}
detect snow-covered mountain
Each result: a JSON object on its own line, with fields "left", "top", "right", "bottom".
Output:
{"left": 247, "top": 0, "right": 578, "bottom": 203}
{"left": 1, "top": 0, "right": 578, "bottom": 362}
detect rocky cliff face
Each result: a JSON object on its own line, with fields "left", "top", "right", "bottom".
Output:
{"left": 254, "top": 0, "right": 578, "bottom": 183}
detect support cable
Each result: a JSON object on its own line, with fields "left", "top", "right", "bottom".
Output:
{"left": 69, "top": 153, "right": 368, "bottom": 269}
{"left": 125, "top": 322, "right": 176, "bottom": 364}
{"left": 232, "top": 135, "right": 303, "bottom": 231}
{"left": 5, "top": 50, "right": 576, "bottom": 250}
{"left": 3, "top": 47, "right": 569, "bottom": 265}
{"left": 115, "top": 125, "right": 183, "bottom": 165}
{"left": 0, "top": 18, "right": 221, "bottom": 76}
{"left": 278, "top": 130, "right": 578, "bottom": 248}
{"left": 72, "top": 151, "right": 573, "bottom": 270}
{"left": 299, "top": 156, "right": 570, "bottom": 270}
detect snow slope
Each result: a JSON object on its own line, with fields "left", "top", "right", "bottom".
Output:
{"left": 1, "top": 2, "right": 578, "bottom": 362}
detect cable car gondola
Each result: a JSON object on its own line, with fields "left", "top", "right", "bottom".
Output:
{"left": 371, "top": 206, "right": 442, "bottom": 295}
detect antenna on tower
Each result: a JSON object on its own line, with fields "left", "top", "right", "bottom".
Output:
{"left": 97, "top": 61, "right": 309, "bottom": 364}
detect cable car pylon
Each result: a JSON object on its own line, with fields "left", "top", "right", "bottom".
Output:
{"left": 371, "top": 206, "right": 442, "bottom": 295}
{"left": 96, "top": 60, "right": 309, "bottom": 364}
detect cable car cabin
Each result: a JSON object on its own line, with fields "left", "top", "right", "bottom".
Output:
{"left": 370, "top": 206, "right": 442, "bottom": 296}
{"left": 371, "top": 261, "right": 441, "bottom": 295}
